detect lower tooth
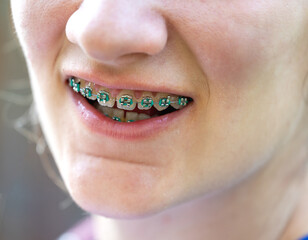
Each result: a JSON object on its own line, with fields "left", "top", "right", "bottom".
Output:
{"left": 112, "top": 108, "right": 125, "bottom": 121}
{"left": 96, "top": 105, "right": 124, "bottom": 121}
{"left": 138, "top": 113, "right": 150, "bottom": 121}
{"left": 126, "top": 112, "right": 138, "bottom": 122}
{"left": 97, "top": 105, "right": 113, "bottom": 117}
{"left": 96, "top": 104, "right": 155, "bottom": 123}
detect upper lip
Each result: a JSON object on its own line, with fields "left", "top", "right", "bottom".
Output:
{"left": 61, "top": 67, "right": 195, "bottom": 98}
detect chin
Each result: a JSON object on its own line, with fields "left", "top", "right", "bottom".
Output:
{"left": 60, "top": 153, "right": 175, "bottom": 219}
{"left": 67, "top": 178, "right": 171, "bottom": 219}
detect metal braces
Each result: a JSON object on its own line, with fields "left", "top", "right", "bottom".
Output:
{"left": 69, "top": 77, "right": 189, "bottom": 107}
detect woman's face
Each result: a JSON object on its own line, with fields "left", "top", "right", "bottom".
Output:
{"left": 11, "top": 0, "right": 308, "bottom": 218}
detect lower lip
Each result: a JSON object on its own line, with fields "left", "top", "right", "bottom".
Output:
{"left": 69, "top": 86, "right": 194, "bottom": 140}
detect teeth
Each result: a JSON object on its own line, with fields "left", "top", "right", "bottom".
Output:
{"left": 125, "top": 112, "right": 138, "bottom": 122}
{"left": 97, "top": 90, "right": 115, "bottom": 108}
{"left": 137, "top": 92, "right": 154, "bottom": 110}
{"left": 96, "top": 105, "right": 113, "bottom": 117}
{"left": 170, "top": 96, "right": 188, "bottom": 110}
{"left": 80, "top": 82, "right": 97, "bottom": 100}
{"left": 95, "top": 105, "right": 151, "bottom": 122}
{"left": 95, "top": 103, "right": 125, "bottom": 121}
{"left": 138, "top": 113, "right": 150, "bottom": 121}
{"left": 69, "top": 77, "right": 192, "bottom": 120}
{"left": 112, "top": 108, "right": 125, "bottom": 121}
{"left": 116, "top": 90, "right": 137, "bottom": 111}
{"left": 154, "top": 93, "right": 171, "bottom": 111}
{"left": 70, "top": 77, "right": 81, "bottom": 93}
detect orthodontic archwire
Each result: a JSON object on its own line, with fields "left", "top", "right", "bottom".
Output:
{"left": 69, "top": 77, "right": 190, "bottom": 107}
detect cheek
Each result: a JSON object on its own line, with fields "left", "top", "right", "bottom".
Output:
{"left": 11, "top": 0, "right": 79, "bottom": 66}
{"left": 167, "top": 1, "right": 302, "bottom": 86}
{"left": 159, "top": 1, "right": 307, "bottom": 190}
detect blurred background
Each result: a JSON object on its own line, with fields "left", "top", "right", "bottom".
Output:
{"left": 0, "top": 1, "right": 84, "bottom": 239}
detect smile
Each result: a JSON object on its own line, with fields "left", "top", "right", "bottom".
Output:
{"left": 69, "top": 77, "right": 193, "bottom": 123}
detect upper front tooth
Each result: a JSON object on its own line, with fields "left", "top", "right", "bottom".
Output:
{"left": 116, "top": 90, "right": 137, "bottom": 111}
{"left": 154, "top": 93, "right": 171, "bottom": 111}
{"left": 71, "top": 78, "right": 191, "bottom": 111}
{"left": 97, "top": 89, "right": 115, "bottom": 108}
{"left": 137, "top": 92, "right": 154, "bottom": 110}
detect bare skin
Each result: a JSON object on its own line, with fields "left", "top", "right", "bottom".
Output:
{"left": 10, "top": 0, "right": 308, "bottom": 239}
{"left": 93, "top": 117, "right": 308, "bottom": 240}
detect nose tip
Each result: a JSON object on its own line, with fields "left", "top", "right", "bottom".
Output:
{"left": 65, "top": 0, "right": 168, "bottom": 64}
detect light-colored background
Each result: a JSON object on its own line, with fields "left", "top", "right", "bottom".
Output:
{"left": 0, "top": 1, "right": 84, "bottom": 239}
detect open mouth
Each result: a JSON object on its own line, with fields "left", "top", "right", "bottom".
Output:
{"left": 68, "top": 77, "right": 193, "bottom": 123}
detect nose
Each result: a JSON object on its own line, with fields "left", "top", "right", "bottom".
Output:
{"left": 66, "top": 0, "right": 168, "bottom": 64}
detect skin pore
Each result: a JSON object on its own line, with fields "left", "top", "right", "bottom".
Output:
{"left": 10, "top": 0, "right": 308, "bottom": 239}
